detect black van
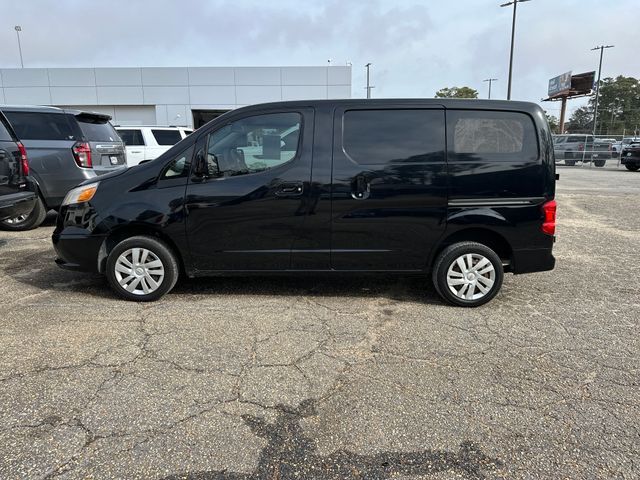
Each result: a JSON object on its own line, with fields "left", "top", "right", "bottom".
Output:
{"left": 52, "top": 99, "right": 556, "bottom": 307}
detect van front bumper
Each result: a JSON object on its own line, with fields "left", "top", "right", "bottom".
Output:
{"left": 52, "top": 230, "right": 105, "bottom": 273}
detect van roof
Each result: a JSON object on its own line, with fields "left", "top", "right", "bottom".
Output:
{"left": 231, "top": 98, "right": 543, "bottom": 113}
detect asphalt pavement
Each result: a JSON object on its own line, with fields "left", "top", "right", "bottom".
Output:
{"left": 0, "top": 166, "right": 638, "bottom": 479}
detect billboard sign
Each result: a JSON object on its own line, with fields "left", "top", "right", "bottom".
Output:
{"left": 571, "top": 71, "right": 596, "bottom": 95}
{"left": 548, "top": 71, "right": 572, "bottom": 97}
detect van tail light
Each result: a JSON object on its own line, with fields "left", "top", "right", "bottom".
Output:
{"left": 542, "top": 200, "right": 557, "bottom": 236}
{"left": 17, "top": 142, "right": 29, "bottom": 176}
{"left": 72, "top": 142, "right": 92, "bottom": 168}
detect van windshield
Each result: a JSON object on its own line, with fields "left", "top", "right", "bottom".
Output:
{"left": 77, "top": 117, "right": 119, "bottom": 142}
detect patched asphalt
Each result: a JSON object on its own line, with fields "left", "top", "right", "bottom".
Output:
{"left": 0, "top": 165, "right": 638, "bottom": 479}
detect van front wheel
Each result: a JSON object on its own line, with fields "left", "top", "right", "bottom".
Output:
{"left": 432, "top": 242, "right": 504, "bottom": 307}
{"left": 105, "top": 235, "right": 179, "bottom": 301}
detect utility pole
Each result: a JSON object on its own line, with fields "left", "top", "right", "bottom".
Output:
{"left": 365, "top": 63, "right": 374, "bottom": 99}
{"left": 500, "top": 0, "right": 531, "bottom": 100}
{"left": 483, "top": 78, "right": 498, "bottom": 99}
{"left": 591, "top": 45, "right": 614, "bottom": 137}
{"left": 14, "top": 26, "right": 24, "bottom": 68}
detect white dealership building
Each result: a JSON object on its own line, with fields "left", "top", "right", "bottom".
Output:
{"left": 0, "top": 66, "right": 352, "bottom": 128}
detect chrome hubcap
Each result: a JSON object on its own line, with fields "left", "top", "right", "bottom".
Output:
{"left": 4, "top": 214, "right": 27, "bottom": 224}
{"left": 446, "top": 253, "right": 496, "bottom": 300}
{"left": 114, "top": 248, "right": 165, "bottom": 295}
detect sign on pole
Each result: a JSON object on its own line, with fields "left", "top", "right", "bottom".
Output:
{"left": 548, "top": 71, "right": 572, "bottom": 97}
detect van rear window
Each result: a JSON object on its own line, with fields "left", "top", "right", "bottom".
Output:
{"left": 4, "top": 112, "right": 78, "bottom": 141}
{"left": 448, "top": 110, "right": 538, "bottom": 162}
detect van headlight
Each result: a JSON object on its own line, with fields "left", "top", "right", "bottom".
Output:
{"left": 62, "top": 182, "right": 100, "bottom": 206}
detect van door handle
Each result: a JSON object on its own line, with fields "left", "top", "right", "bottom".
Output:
{"left": 130, "top": 150, "right": 142, "bottom": 154}
{"left": 351, "top": 174, "right": 371, "bottom": 200}
{"left": 275, "top": 182, "right": 304, "bottom": 197}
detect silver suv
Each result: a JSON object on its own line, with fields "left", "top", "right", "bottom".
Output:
{"left": 0, "top": 105, "right": 126, "bottom": 230}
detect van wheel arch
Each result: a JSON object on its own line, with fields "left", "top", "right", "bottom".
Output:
{"left": 100, "top": 227, "right": 186, "bottom": 276}
{"left": 432, "top": 228, "right": 512, "bottom": 272}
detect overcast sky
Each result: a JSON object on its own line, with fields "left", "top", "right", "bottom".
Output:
{"left": 1, "top": 0, "right": 637, "bottom": 116}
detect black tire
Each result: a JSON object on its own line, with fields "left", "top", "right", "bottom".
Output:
{"left": 432, "top": 242, "right": 504, "bottom": 307}
{"left": 105, "top": 235, "right": 179, "bottom": 301}
{"left": 594, "top": 159, "right": 606, "bottom": 167}
{"left": 564, "top": 159, "right": 576, "bottom": 166}
{"left": 0, "top": 196, "right": 47, "bottom": 231}
{"left": 625, "top": 164, "right": 639, "bottom": 171}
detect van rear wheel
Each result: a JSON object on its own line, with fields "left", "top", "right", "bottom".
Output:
{"left": 105, "top": 235, "right": 178, "bottom": 301}
{"left": 432, "top": 242, "right": 504, "bottom": 307}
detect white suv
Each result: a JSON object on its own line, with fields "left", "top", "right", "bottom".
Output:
{"left": 115, "top": 126, "right": 193, "bottom": 166}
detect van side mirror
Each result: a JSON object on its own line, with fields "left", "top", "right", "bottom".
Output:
{"left": 193, "top": 149, "right": 208, "bottom": 177}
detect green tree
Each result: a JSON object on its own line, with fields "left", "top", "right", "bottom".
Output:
{"left": 435, "top": 86, "right": 479, "bottom": 99}
{"left": 544, "top": 111, "right": 559, "bottom": 133}
{"left": 590, "top": 76, "right": 640, "bottom": 135}
{"left": 567, "top": 106, "right": 594, "bottom": 133}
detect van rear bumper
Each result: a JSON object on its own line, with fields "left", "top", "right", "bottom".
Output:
{"left": 511, "top": 247, "right": 555, "bottom": 274}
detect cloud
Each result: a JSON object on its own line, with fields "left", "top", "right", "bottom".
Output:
{"left": 0, "top": 0, "right": 636, "bottom": 109}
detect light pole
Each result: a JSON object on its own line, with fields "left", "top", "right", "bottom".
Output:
{"left": 365, "top": 63, "right": 374, "bottom": 99}
{"left": 500, "top": 0, "right": 531, "bottom": 100}
{"left": 483, "top": 78, "right": 498, "bottom": 99}
{"left": 14, "top": 25, "right": 24, "bottom": 68}
{"left": 591, "top": 45, "right": 614, "bottom": 137}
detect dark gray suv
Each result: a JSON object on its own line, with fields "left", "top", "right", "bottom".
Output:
{"left": 0, "top": 105, "right": 126, "bottom": 230}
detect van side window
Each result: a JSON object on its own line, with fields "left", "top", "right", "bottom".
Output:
{"left": 206, "top": 112, "right": 301, "bottom": 177}
{"left": 117, "top": 129, "right": 145, "bottom": 146}
{"left": 448, "top": 110, "right": 538, "bottom": 162}
{"left": 160, "top": 145, "right": 193, "bottom": 180}
{"left": 342, "top": 109, "right": 445, "bottom": 165}
{"left": 4, "top": 112, "right": 78, "bottom": 141}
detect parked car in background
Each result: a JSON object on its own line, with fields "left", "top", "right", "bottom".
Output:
{"left": 0, "top": 105, "right": 126, "bottom": 230}
{"left": 53, "top": 99, "right": 556, "bottom": 307}
{"left": 0, "top": 111, "right": 36, "bottom": 222}
{"left": 620, "top": 141, "right": 640, "bottom": 171}
{"left": 552, "top": 134, "right": 609, "bottom": 166}
{"left": 115, "top": 126, "right": 193, "bottom": 166}
{"left": 612, "top": 137, "right": 640, "bottom": 158}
